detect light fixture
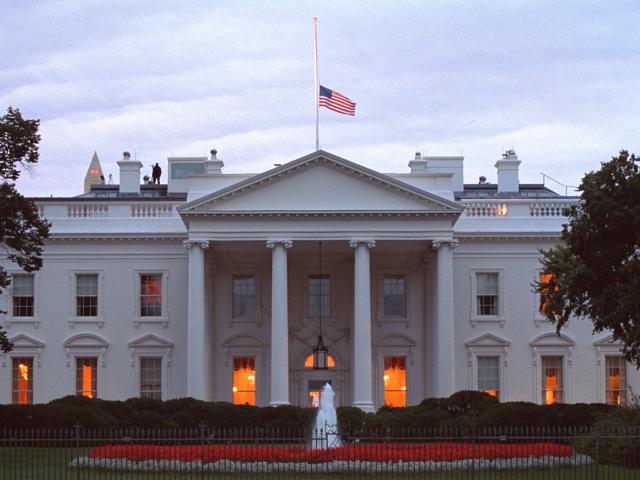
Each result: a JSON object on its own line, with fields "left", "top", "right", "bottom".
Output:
{"left": 312, "top": 241, "right": 329, "bottom": 370}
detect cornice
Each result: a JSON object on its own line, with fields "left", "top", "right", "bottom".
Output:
{"left": 46, "top": 234, "right": 186, "bottom": 242}
{"left": 455, "top": 232, "right": 561, "bottom": 241}
{"left": 181, "top": 210, "right": 460, "bottom": 218}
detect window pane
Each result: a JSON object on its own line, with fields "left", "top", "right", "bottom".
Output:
{"left": 383, "top": 275, "right": 406, "bottom": 317}
{"left": 383, "top": 356, "right": 407, "bottom": 407}
{"left": 140, "top": 357, "right": 162, "bottom": 400}
{"left": 140, "top": 274, "right": 162, "bottom": 317}
{"left": 476, "top": 273, "right": 498, "bottom": 316}
{"left": 75, "top": 357, "right": 97, "bottom": 398}
{"left": 12, "top": 275, "right": 34, "bottom": 317}
{"left": 233, "top": 276, "right": 256, "bottom": 318}
{"left": 606, "top": 356, "right": 627, "bottom": 406}
{"left": 12, "top": 357, "right": 33, "bottom": 405}
{"left": 477, "top": 356, "right": 500, "bottom": 399}
{"left": 233, "top": 356, "right": 256, "bottom": 405}
{"left": 542, "top": 356, "right": 563, "bottom": 404}
{"left": 477, "top": 273, "right": 498, "bottom": 294}
{"left": 13, "top": 275, "right": 34, "bottom": 296}
{"left": 76, "top": 274, "right": 98, "bottom": 317}
{"left": 308, "top": 275, "right": 331, "bottom": 317}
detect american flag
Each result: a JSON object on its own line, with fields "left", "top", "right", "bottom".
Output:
{"left": 319, "top": 85, "right": 356, "bottom": 116}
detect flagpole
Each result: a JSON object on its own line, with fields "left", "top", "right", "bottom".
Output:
{"left": 313, "top": 16, "right": 319, "bottom": 151}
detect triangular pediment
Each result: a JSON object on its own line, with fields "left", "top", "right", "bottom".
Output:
{"left": 179, "top": 151, "right": 462, "bottom": 216}
{"left": 128, "top": 334, "right": 174, "bottom": 349}
{"left": 10, "top": 333, "right": 45, "bottom": 349}
{"left": 465, "top": 333, "right": 511, "bottom": 347}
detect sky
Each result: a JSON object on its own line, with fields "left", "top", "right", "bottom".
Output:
{"left": 2, "top": 0, "right": 638, "bottom": 197}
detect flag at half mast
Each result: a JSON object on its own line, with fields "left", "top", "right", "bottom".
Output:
{"left": 319, "top": 85, "right": 356, "bottom": 116}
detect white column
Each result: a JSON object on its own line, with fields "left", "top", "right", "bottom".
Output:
{"left": 267, "top": 240, "right": 292, "bottom": 406}
{"left": 185, "top": 239, "right": 210, "bottom": 399}
{"left": 349, "top": 240, "right": 375, "bottom": 413}
{"left": 432, "top": 240, "right": 457, "bottom": 397}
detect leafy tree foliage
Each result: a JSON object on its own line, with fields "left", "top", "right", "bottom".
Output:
{"left": 536, "top": 151, "right": 640, "bottom": 365}
{"left": 0, "top": 107, "right": 50, "bottom": 353}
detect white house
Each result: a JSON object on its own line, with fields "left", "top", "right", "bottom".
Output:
{"left": 0, "top": 149, "right": 634, "bottom": 411}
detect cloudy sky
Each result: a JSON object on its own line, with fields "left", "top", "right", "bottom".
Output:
{"left": 2, "top": 0, "right": 638, "bottom": 197}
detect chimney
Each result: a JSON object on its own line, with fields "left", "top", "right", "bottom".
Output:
{"left": 117, "top": 151, "right": 143, "bottom": 194}
{"left": 408, "top": 152, "right": 427, "bottom": 174}
{"left": 495, "top": 149, "right": 521, "bottom": 193}
{"left": 205, "top": 148, "right": 224, "bottom": 174}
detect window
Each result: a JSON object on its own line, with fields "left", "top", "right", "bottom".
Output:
{"left": 383, "top": 356, "right": 406, "bottom": 407}
{"left": 605, "top": 356, "right": 628, "bottom": 406}
{"left": 383, "top": 275, "right": 406, "bottom": 317}
{"left": 12, "top": 357, "right": 33, "bottom": 405}
{"left": 538, "top": 273, "right": 554, "bottom": 316}
{"left": 76, "top": 274, "right": 98, "bottom": 317}
{"left": 308, "top": 275, "right": 331, "bottom": 317}
{"left": 541, "top": 356, "right": 563, "bottom": 404}
{"left": 140, "top": 274, "right": 162, "bottom": 317}
{"left": 12, "top": 274, "right": 34, "bottom": 317}
{"left": 304, "top": 354, "right": 336, "bottom": 368}
{"left": 232, "top": 276, "right": 256, "bottom": 318}
{"left": 140, "top": 357, "right": 162, "bottom": 400}
{"left": 477, "top": 356, "right": 500, "bottom": 399}
{"left": 233, "top": 356, "right": 256, "bottom": 405}
{"left": 170, "top": 162, "right": 204, "bottom": 179}
{"left": 476, "top": 273, "right": 498, "bottom": 316}
{"left": 75, "top": 357, "right": 97, "bottom": 398}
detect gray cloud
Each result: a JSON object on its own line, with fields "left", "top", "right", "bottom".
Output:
{"left": 3, "top": 0, "right": 638, "bottom": 197}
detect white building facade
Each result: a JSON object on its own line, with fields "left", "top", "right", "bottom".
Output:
{"left": 0, "top": 150, "right": 635, "bottom": 410}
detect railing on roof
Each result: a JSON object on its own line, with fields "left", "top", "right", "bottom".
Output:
{"left": 461, "top": 199, "right": 578, "bottom": 218}
{"left": 36, "top": 202, "right": 178, "bottom": 219}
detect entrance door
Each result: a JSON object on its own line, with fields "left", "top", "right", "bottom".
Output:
{"left": 308, "top": 379, "right": 333, "bottom": 407}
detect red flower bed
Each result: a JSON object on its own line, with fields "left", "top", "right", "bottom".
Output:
{"left": 89, "top": 442, "right": 574, "bottom": 463}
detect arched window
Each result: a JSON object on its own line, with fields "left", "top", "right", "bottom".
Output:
{"left": 304, "top": 354, "right": 335, "bottom": 368}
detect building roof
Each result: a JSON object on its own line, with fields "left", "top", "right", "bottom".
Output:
{"left": 66, "top": 184, "right": 187, "bottom": 201}
{"left": 455, "top": 183, "right": 571, "bottom": 200}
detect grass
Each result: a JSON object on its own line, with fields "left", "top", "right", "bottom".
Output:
{"left": 1, "top": 447, "right": 640, "bottom": 479}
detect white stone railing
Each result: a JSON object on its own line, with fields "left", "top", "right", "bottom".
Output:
{"left": 36, "top": 202, "right": 180, "bottom": 220}
{"left": 464, "top": 202, "right": 509, "bottom": 217}
{"left": 529, "top": 203, "right": 573, "bottom": 217}
{"left": 67, "top": 204, "right": 109, "bottom": 218}
{"left": 461, "top": 199, "right": 577, "bottom": 218}
{"left": 130, "top": 204, "right": 173, "bottom": 217}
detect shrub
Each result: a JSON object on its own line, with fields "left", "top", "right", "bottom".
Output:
{"left": 575, "top": 407, "right": 640, "bottom": 467}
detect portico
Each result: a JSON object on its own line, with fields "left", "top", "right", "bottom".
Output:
{"left": 178, "top": 151, "right": 463, "bottom": 410}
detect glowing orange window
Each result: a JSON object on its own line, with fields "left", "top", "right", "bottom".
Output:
{"left": 542, "top": 356, "right": 563, "bottom": 404}
{"left": 304, "top": 354, "right": 336, "bottom": 368}
{"left": 12, "top": 357, "right": 33, "bottom": 405}
{"left": 233, "top": 357, "right": 256, "bottom": 405}
{"left": 539, "top": 273, "right": 556, "bottom": 315}
{"left": 76, "top": 357, "right": 97, "bottom": 398}
{"left": 606, "top": 356, "right": 628, "bottom": 405}
{"left": 383, "top": 356, "right": 407, "bottom": 407}
{"left": 477, "top": 356, "right": 500, "bottom": 400}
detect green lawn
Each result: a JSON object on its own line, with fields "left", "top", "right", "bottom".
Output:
{"left": 1, "top": 448, "right": 639, "bottom": 479}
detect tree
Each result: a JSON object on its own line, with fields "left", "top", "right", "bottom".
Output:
{"left": 536, "top": 150, "right": 640, "bottom": 365}
{"left": 0, "top": 107, "right": 50, "bottom": 353}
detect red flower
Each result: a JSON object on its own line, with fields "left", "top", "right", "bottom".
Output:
{"left": 89, "top": 442, "right": 574, "bottom": 463}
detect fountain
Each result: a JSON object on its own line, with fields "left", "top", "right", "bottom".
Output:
{"left": 312, "top": 383, "right": 342, "bottom": 449}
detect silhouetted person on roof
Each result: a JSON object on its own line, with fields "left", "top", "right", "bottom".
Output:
{"left": 152, "top": 163, "right": 162, "bottom": 184}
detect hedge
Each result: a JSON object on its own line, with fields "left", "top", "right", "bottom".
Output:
{"left": 0, "top": 390, "right": 625, "bottom": 431}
